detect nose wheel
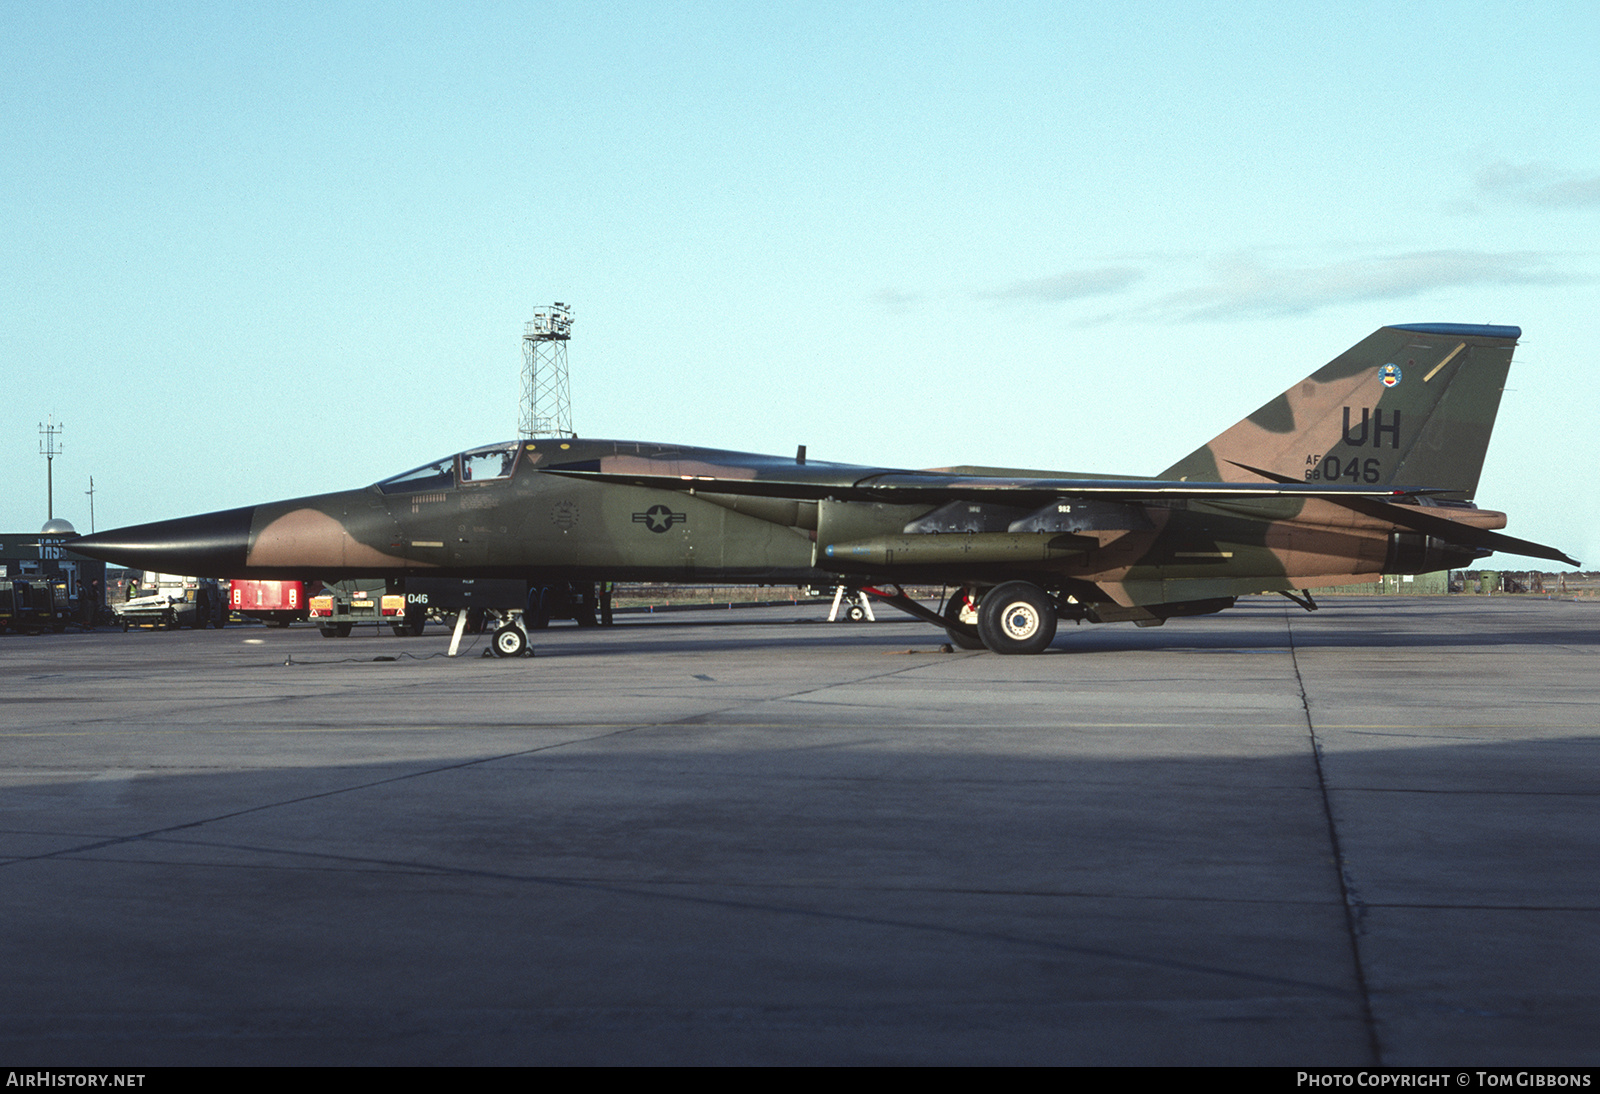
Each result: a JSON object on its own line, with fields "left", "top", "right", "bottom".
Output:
{"left": 492, "top": 622, "right": 529, "bottom": 658}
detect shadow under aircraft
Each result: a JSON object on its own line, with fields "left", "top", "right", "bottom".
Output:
{"left": 73, "top": 322, "right": 1578, "bottom": 655}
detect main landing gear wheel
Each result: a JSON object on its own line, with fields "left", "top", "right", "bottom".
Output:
{"left": 575, "top": 585, "right": 599, "bottom": 627}
{"left": 491, "top": 623, "right": 527, "bottom": 658}
{"left": 976, "top": 581, "right": 1058, "bottom": 655}
{"left": 942, "top": 591, "right": 985, "bottom": 650}
{"left": 525, "top": 586, "right": 551, "bottom": 630}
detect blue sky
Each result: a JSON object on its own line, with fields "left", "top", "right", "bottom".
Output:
{"left": 3, "top": 1, "right": 1595, "bottom": 566}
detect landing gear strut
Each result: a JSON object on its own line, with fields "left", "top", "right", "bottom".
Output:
{"left": 826, "top": 585, "right": 875, "bottom": 623}
{"left": 942, "top": 589, "right": 985, "bottom": 650}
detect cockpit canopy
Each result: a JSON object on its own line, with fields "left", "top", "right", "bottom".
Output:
{"left": 375, "top": 441, "right": 525, "bottom": 494}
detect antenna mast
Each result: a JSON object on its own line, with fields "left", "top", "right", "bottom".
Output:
{"left": 39, "top": 415, "right": 63, "bottom": 521}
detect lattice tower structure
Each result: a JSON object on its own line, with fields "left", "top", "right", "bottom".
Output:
{"left": 520, "top": 302, "right": 573, "bottom": 437}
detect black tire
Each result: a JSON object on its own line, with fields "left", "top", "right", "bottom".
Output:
{"left": 575, "top": 585, "right": 599, "bottom": 627}
{"left": 845, "top": 604, "right": 865, "bottom": 622}
{"left": 976, "top": 581, "right": 1058, "bottom": 655}
{"left": 403, "top": 608, "right": 426, "bottom": 636}
{"left": 335, "top": 621, "right": 353, "bottom": 638}
{"left": 319, "top": 625, "right": 340, "bottom": 638}
{"left": 943, "top": 591, "right": 986, "bottom": 650}
{"left": 525, "top": 586, "right": 551, "bottom": 630}
{"left": 492, "top": 623, "right": 527, "bottom": 658}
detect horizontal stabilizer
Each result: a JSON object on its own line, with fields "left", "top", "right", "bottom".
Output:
{"left": 1228, "top": 461, "right": 1580, "bottom": 567}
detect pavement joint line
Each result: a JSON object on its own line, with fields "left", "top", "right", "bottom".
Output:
{"left": 30, "top": 844, "right": 1405, "bottom": 908}
{"left": 1346, "top": 901, "right": 1600, "bottom": 912}
{"left": 0, "top": 722, "right": 661, "bottom": 870}
{"left": 658, "top": 658, "right": 956, "bottom": 726}
{"left": 8, "top": 603, "right": 1592, "bottom": 1061}
{"left": 1334, "top": 786, "right": 1599, "bottom": 797}
{"left": 1286, "top": 603, "right": 1383, "bottom": 1065}
{"left": 11, "top": 647, "right": 1379, "bottom": 1006}
{"left": 7, "top": 649, "right": 1371, "bottom": 1006}
{"left": 6, "top": 720, "right": 1563, "bottom": 736}
{"left": 35, "top": 833, "right": 1360, "bottom": 1000}
{"left": 1, "top": 661, "right": 952, "bottom": 871}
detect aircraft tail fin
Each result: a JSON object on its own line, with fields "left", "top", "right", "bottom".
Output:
{"left": 1159, "top": 323, "right": 1521, "bottom": 500}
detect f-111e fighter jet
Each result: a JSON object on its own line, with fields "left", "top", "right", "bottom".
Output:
{"left": 73, "top": 322, "right": 1577, "bottom": 654}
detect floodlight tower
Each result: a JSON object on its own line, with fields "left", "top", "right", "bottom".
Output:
{"left": 520, "top": 302, "right": 573, "bottom": 437}
{"left": 39, "top": 415, "right": 63, "bottom": 521}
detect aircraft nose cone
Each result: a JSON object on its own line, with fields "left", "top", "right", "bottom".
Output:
{"left": 71, "top": 506, "right": 254, "bottom": 577}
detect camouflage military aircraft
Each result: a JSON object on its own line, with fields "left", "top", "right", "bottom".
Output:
{"left": 73, "top": 322, "right": 1577, "bottom": 654}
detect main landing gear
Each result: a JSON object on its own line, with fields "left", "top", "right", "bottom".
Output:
{"left": 871, "top": 582, "right": 1064, "bottom": 654}
{"left": 938, "top": 582, "right": 1061, "bottom": 654}
{"left": 975, "top": 581, "right": 1059, "bottom": 655}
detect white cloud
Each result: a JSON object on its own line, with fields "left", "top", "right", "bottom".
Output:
{"left": 1153, "top": 250, "right": 1578, "bottom": 322}
{"left": 1474, "top": 161, "right": 1600, "bottom": 209}
{"left": 984, "top": 266, "right": 1144, "bottom": 302}
{"left": 1527, "top": 176, "right": 1600, "bottom": 208}
{"left": 869, "top": 287, "right": 920, "bottom": 313}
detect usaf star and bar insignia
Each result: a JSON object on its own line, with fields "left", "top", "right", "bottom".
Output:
{"left": 633, "top": 505, "right": 687, "bottom": 533}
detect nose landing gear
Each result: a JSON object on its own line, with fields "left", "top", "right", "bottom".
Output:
{"left": 491, "top": 622, "right": 529, "bottom": 658}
